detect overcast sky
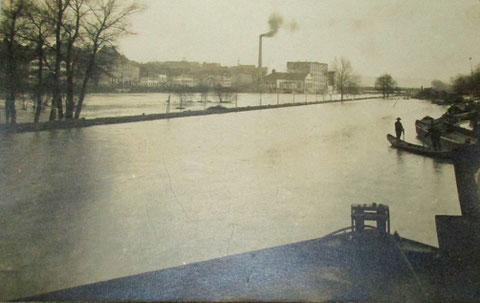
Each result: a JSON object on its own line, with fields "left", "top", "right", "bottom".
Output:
{"left": 118, "top": 0, "right": 480, "bottom": 87}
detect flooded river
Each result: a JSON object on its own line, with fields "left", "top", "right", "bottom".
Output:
{"left": 0, "top": 92, "right": 379, "bottom": 123}
{"left": 0, "top": 97, "right": 460, "bottom": 299}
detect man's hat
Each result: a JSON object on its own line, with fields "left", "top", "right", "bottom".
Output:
{"left": 396, "top": 117, "right": 401, "bottom": 121}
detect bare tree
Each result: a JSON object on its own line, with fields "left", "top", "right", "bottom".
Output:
{"left": 331, "top": 57, "right": 359, "bottom": 101}
{"left": 198, "top": 84, "right": 209, "bottom": 100}
{"left": 169, "top": 85, "right": 193, "bottom": 109}
{"left": 23, "top": 0, "right": 54, "bottom": 122}
{"left": 375, "top": 74, "right": 397, "bottom": 99}
{"left": 213, "top": 85, "right": 234, "bottom": 103}
{"left": 44, "top": 0, "right": 71, "bottom": 120}
{"left": 0, "top": 0, "right": 30, "bottom": 125}
{"left": 63, "top": 0, "right": 87, "bottom": 118}
{"left": 74, "top": 0, "right": 142, "bottom": 119}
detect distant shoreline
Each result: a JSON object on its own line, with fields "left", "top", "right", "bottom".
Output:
{"left": 0, "top": 96, "right": 381, "bottom": 134}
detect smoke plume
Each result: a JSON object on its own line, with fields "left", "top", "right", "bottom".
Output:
{"left": 261, "top": 13, "right": 299, "bottom": 38}
{"left": 287, "top": 21, "right": 299, "bottom": 32}
{"left": 262, "top": 14, "right": 283, "bottom": 37}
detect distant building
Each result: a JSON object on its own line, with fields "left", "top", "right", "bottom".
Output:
{"left": 287, "top": 62, "right": 328, "bottom": 93}
{"left": 159, "top": 74, "right": 168, "bottom": 83}
{"left": 171, "top": 75, "right": 196, "bottom": 87}
{"left": 264, "top": 71, "right": 314, "bottom": 93}
{"left": 213, "top": 74, "right": 232, "bottom": 88}
{"left": 230, "top": 64, "right": 267, "bottom": 88}
{"left": 202, "top": 62, "right": 222, "bottom": 72}
{"left": 139, "top": 74, "right": 168, "bottom": 87}
{"left": 327, "top": 71, "right": 336, "bottom": 93}
{"left": 98, "top": 47, "right": 140, "bottom": 87}
{"left": 328, "top": 71, "right": 335, "bottom": 86}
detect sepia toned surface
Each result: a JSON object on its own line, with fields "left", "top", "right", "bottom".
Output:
{"left": 120, "top": 0, "right": 480, "bottom": 87}
{"left": 0, "top": 98, "right": 459, "bottom": 299}
{"left": 1, "top": 0, "right": 480, "bottom": 301}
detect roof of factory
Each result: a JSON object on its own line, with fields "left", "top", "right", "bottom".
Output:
{"left": 264, "top": 72, "right": 311, "bottom": 82}
{"left": 287, "top": 61, "right": 328, "bottom": 66}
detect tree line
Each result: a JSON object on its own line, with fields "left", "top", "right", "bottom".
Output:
{"left": 415, "top": 71, "right": 480, "bottom": 104}
{"left": 331, "top": 57, "right": 400, "bottom": 100}
{"left": 0, "top": 0, "right": 142, "bottom": 125}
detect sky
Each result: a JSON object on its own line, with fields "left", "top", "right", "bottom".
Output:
{"left": 118, "top": 0, "right": 480, "bottom": 87}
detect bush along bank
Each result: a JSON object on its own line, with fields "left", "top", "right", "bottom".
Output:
{"left": 415, "top": 88, "right": 464, "bottom": 105}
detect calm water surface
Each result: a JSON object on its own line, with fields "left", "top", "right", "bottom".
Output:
{"left": 0, "top": 98, "right": 460, "bottom": 299}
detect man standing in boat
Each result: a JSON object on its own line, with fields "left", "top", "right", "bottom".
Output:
{"left": 395, "top": 117, "right": 404, "bottom": 140}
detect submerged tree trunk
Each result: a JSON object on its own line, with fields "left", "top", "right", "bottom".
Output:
{"left": 65, "top": 47, "right": 75, "bottom": 119}
{"left": 34, "top": 38, "right": 44, "bottom": 123}
{"left": 4, "top": 38, "right": 17, "bottom": 125}
{"left": 50, "top": 0, "right": 67, "bottom": 121}
{"left": 75, "top": 51, "right": 96, "bottom": 119}
{"left": 65, "top": 69, "right": 75, "bottom": 118}
{"left": 5, "top": 94, "right": 16, "bottom": 125}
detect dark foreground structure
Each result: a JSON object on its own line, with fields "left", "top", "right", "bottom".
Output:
{"left": 21, "top": 145, "right": 480, "bottom": 302}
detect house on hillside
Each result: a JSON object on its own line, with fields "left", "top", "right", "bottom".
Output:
{"left": 263, "top": 71, "right": 314, "bottom": 93}
{"left": 97, "top": 47, "right": 140, "bottom": 87}
{"left": 171, "top": 75, "right": 196, "bottom": 87}
{"left": 139, "top": 74, "right": 168, "bottom": 87}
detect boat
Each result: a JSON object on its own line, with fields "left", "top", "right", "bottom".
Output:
{"left": 415, "top": 116, "right": 477, "bottom": 150}
{"left": 387, "top": 134, "right": 452, "bottom": 159}
{"left": 23, "top": 203, "right": 441, "bottom": 302}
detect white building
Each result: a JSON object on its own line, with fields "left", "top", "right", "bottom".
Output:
{"left": 171, "top": 75, "right": 196, "bottom": 87}
{"left": 264, "top": 72, "right": 314, "bottom": 93}
{"left": 287, "top": 62, "right": 328, "bottom": 93}
{"left": 139, "top": 74, "right": 168, "bottom": 87}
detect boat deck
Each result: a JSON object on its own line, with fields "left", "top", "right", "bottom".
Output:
{"left": 23, "top": 230, "right": 440, "bottom": 302}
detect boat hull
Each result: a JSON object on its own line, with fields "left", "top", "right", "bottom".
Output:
{"left": 415, "top": 117, "right": 476, "bottom": 150}
{"left": 387, "top": 134, "right": 452, "bottom": 159}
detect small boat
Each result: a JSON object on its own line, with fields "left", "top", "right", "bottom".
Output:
{"left": 415, "top": 116, "right": 476, "bottom": 150}
{"left": 387, "top": 134, "right": 452, "bottom": 159}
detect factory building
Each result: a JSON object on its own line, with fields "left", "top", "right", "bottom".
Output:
{"left": 287, "top": 62, "right": 328, "bottom": 93}
{"left": 230, "top": 64, "right": 267, "bottom": 89}
{"left": 263, "top": 71, "right": 314, "bottom": 93}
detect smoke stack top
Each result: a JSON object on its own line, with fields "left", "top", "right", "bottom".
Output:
{"left": 260, "top": 14, "right": 299, "bottom": 38}
{"left": 261, "top": 13, "right": 284, "bottom": 37}
{"left": 258, "top": 13, "right": 299, "bottom": 69}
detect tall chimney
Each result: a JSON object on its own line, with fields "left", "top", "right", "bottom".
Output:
{"left": 258, "top": 35, "right": 263, "bottom": 69}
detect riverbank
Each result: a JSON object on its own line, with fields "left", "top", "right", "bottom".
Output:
{"left": 0, "top": 96, "right": 381, "bottom": 134}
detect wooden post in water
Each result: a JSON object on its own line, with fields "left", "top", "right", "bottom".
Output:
{"left": 235, "top": 93, "right": 238, "bottom": 108}
{"left": 166, "top": 93, "right": 171, "bottom": 114}
{"left": 260, "top": 93, "right": 262, "bottom": 106}
{"left": 277, "top": 93, "right": 279, "bottom": 105}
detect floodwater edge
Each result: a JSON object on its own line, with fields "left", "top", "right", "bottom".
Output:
{"left": 0, "top": 96, "right": 382, "bottom": 134}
